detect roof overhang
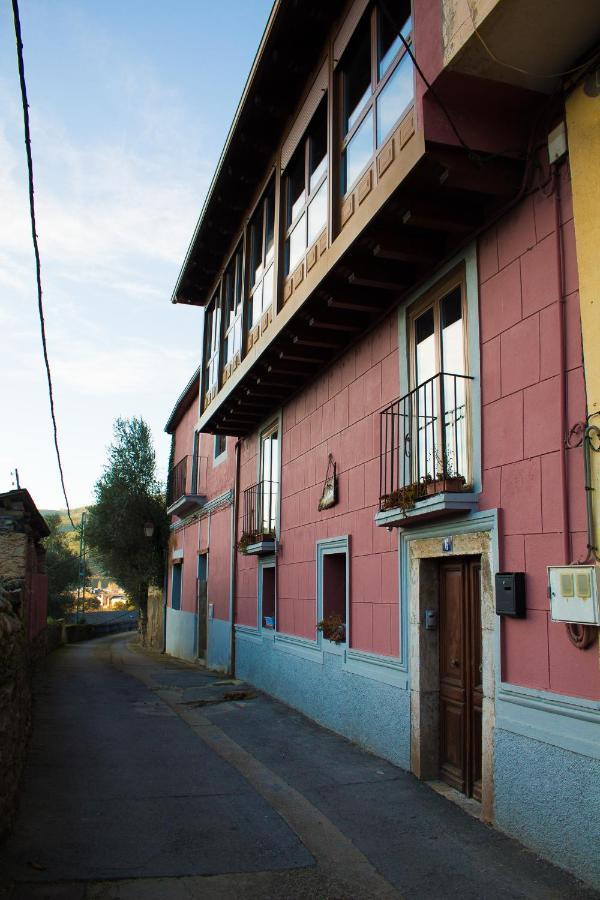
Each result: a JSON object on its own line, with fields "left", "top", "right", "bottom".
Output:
{"left": 171, "top": 0, "right": 348, "bottom": 309}
{"left": 165, "top": 367, "right": 201, "bottom": 435}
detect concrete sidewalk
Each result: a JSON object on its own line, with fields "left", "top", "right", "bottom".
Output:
{"left": 0, "top": 633, "right": 596, "bottom": 899}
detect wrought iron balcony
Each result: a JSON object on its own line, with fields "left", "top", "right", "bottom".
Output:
{"left": 240, "top": 480, "right": 278, "bottom": 554}
{"left": 166, "top": 455, "right": 207, "bottom": 517}
{"left": 377, "top": 372, "right": 479, "bottom": 526}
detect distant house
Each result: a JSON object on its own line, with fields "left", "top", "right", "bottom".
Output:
{"left": 164, "top": 368, "right": 236, "bottom": 668}
{"left": 163, "top": 0, "right": 600, "bottom": 888}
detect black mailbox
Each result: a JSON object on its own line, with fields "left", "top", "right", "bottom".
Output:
{"left": 495, "top": 572, "right": 526, "bottom": 618}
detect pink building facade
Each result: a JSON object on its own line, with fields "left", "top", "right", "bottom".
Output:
{"left": 165, "top": 0, "right": 600, "bottom": 886}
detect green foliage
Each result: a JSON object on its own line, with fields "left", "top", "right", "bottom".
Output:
{"left": 43, "top": 513, "right": 80, "bottom": 618}
{"left": 86, "top": 418, "right": 168, "bottom": 613}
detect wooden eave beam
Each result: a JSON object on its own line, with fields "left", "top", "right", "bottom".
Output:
{"left": 348, "top": 272, "right": 405, "bottom": 292}
{"left": 327, "top": 297, "right": 385, "bottom": 314}
{"left": 309, "top": 317, "right": 361, "bottom": 332}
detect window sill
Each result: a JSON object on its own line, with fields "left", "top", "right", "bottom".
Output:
{"left": 242, "top": 538, "right": 277, "bottom": 556}
{"left": 375, "top": 491, "right": 480, "bottom": 528}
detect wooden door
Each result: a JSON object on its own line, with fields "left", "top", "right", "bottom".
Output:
{"left": 439, "top": 557, "right": 482, "bottom": 800}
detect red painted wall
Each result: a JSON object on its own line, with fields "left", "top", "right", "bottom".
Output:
{"left": 236, "top": 314, "right": 401, "bottom": 655}
{"left": 167, "top": 392, "right": 236, "bottom": 621}
{"left": 478, "top": 163, "right": 598, "bottom": 699}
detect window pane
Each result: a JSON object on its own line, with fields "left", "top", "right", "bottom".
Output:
{"left": 251, "top": 282, "right": 263, "bottom": 328}
{"left": 307, "top": 178, "right": 327, "bottom": 247}
{"left": 441, "top": 287, "right": 463, "bottom": 373}
{"left": 287, "top": 214, "right": 307, "bottom": 274}
{"left": 376, "top": 53, "right": 413, "bottom": 147}
{"left": 309, "top": 98, "right": 327, "bottom": 191}
{"left": 265, "top": 182, "right": 275, "bottom": 264}
{"left": 262, "top": 264, "right": 274, "bottom": 315}
{"left": 343, "top": 110, "right": 373, "bottom": 193}
{"left": 342, "top": 18, "right": 371, "bottom": 134}
{"left": 415, "top": 307, "right": 435, "bottom": 386}
{"left": 441, "top": 287, "right": 466, "bottom": 477}
{"left": 287, "top": 147, "right": 306, "bottom": 227}
{"left": 249, "top": 205, "right": 264, "bottom": 285}
{"left": 378, "top": 5, "right": 412, "bottom": 79}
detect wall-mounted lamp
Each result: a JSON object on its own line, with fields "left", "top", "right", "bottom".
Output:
{"left": 143, "top": 521, "right": 155, "bottom": 538}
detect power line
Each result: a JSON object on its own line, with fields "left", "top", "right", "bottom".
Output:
{"left": 378, "top": 0, "right": 478, "bottom": 159}
{"left": 10, "top": 0, "right": 76, "bottom": 530}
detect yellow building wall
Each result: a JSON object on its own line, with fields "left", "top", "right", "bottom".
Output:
{"left": 566, "top": 82, "right": 600, "bottom": 556}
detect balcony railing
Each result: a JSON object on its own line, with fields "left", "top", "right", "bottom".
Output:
{"left": 242, "top": 480, "right": 278, "bottom": 540}
{"left": 167, "top": 455, "right": 205, "bottom": 514}
{"left": 379, "top": 372, "right": 473, "bottom": 513}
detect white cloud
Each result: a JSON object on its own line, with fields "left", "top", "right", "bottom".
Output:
{"left": 0, "top": 16, "right": 210, "bottom": 509}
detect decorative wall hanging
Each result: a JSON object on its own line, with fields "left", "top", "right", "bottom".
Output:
{"left": 318, "top": 453, "right": 337, "bottom": 511}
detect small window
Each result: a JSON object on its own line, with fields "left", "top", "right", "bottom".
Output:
{"left": 284, "top": 97, "right": 328, "bottom": 276}
{"left": 171, "top": 563, "right": 182, "bottom": 611}
{"left": 340, "top": 3, "right": 413, "bottom": 196}
{"left": 248, "top": 180, "right": 275, "bottom": 331}
{"left": 317, "top": 539, "right": 348, "bottom": 645}
{"left": 260, "top": 564, "right": 276, "bottom": 629}
{"left": 214, "top": 434, "right": 226, "bottom": 458}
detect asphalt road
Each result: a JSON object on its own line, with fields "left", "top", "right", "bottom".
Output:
{"left": 0, "top": 634, "right": 596, "bottom": 900}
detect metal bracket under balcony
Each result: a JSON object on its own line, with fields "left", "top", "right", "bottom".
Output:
{"left": 240, "top": 480, "right": 278, "bottom": 555}
{"left": 167, "top": 456, "right": 207, "bottom": 517}
{"left": 376, "top": 372, "right": 479, "bottom": 528}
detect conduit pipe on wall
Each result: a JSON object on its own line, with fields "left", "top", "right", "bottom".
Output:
{"left": 229, "top": 438, "right": 242, "bottom": 677}
{"left": 553, "top": 161, "right": 572, "bottom": 566}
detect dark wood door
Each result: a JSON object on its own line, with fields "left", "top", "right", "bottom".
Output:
{"left": 439, "top": 557, "right": 482, "bottom": 800}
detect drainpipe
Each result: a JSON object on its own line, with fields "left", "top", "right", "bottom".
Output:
{"left": 229, "top": 439, "right": 242, "bottom": 676}
{"left": 553, "top": 161, "right": 572, "bottom": 565}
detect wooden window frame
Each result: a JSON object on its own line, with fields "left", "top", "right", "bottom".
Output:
{"left": 247, "top": 180, "right": 276, "bottom": 333}
{"left": 222, "top": 242, "right": 244, "bottom": 369}
{"left": 339, "top": 2, "right": 413, "bottom": 198}
{"left": 203, "top": 289, "right": 221, "bottom": 399}
{"left": 283, "top": 97, "right": 328, "bottom": 277}
{"left": 406, "top": 264, "right": 472, "bottom": 486}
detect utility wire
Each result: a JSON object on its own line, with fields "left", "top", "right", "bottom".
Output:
{"left": 378, "top": 0, "right": 479, "bottom": 160}
{"left": 465, "top": 0, "right": 600, "bottom": 80}
{"left": 11, "top": 0, "right": 76, "bottom": 530}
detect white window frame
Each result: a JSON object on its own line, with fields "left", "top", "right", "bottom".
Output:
{"left": 316, "top": 536, "right": 350, "bottom": 648}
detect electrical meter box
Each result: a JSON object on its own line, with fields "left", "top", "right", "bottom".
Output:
{"left": 548, "top": 566, "right": 600, "bottom": 624}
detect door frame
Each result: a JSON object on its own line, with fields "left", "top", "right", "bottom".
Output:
{"left": 400, "top": 510, "right": 499, "bottom": 822}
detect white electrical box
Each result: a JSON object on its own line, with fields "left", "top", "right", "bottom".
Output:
{"left": 548, "top": 566, "right": 600, "bottom": 624}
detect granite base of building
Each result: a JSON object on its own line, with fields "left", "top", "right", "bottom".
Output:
{"left": 494, "top": 726, "right": 600, "bottom": 890}
{"left": 165, "top": 607, "right": 197, "bottom": 661}
{"left": 235, "top": 629, "right": 410, "bottom": 769}
{"left": 207, "top": 616, "right": 231, "bottom": 673}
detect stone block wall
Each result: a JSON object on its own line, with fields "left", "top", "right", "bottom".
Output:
{"left": 146, "top": 586, "right": 164, "bottom": 651}
{"left": 0, "top": 577, "right": 31, "bottom": 839}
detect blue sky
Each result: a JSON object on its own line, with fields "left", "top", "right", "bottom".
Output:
{"left": 0, "top": 0, "right": 273, "bottom": 509}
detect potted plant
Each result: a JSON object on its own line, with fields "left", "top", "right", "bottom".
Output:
{"left": 380, "top": 480, "right": 424, "bottom": 514}
{"left": 422, "top": 450, "right": 466, "bottom": 495}
{"left": 317, "top": 613, "right": 346, "bottom": 644}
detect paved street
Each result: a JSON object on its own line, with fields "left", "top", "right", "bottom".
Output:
{"left": 0, "top": 634, "right": 596, "bottom": 900}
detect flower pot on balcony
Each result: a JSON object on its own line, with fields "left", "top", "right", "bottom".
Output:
{"left": 424, "top": 475, "right": 466, "bottom": 495}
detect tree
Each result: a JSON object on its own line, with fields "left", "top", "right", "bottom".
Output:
{"left": 86, "top": 418, "right": 168, "bottom": 638}
{"left": 43, "top": 513, "right": 80, "bottom": 618}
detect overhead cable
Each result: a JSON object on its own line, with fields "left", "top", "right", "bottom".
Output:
{"left": 11, "top": 0, "right": 76, "bottom": 530}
